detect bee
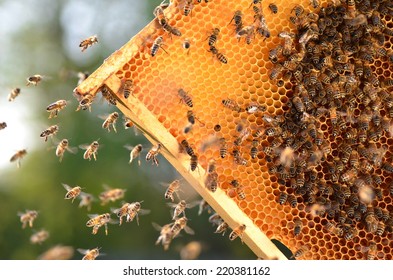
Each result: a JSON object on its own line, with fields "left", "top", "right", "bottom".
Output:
{"left": 292, "top": 245, "right": 309, "bottom": 259}
{"left": 207, "top": 159, "right": 216, "bottom": 174}
{"left": 205, "top": 171, "right": 218, "bottom": 192}
{"left": 291, "top": 5, "right": 304, "bottom": 17}
{"left": 30, "top": 229, "right": 50, "bottom": 245}
{"left": 206, "top": 28, "right": 220, "bottom": 47}
{"left": 250, "top": 139, "right": 259, "bottom": 159}
{"left": 152, "top": 222, "right": 173, "bottom": 251}
{"left": 124, "top": 144, "right": 143, "bottom": 165}
{"left": 178, "top": 88, "right": 193, "bottom": 107}
{"left": 215, "top": 221, "right": 229, "bottom": 236}
{"left": 46, "top": 99, "right": 67, "bottom": 119}
{"left": 182, "top": 38, "right": 192, "bottom": 54}
{"left": 190, "top": 154, "right": 199, "bottom": 172}
{"left": 255, "top": 13, "right": 270, "bottom": 39}
{"left": 218, "top": 137, "right": 228, "bottom": 158}
{"left": 151, "top": 36, "right": 167, "bottom": 57}
{"left": 229, "top": 10, "right": 243, "bottom": 33}
{"left": 78, "top": 247, "right": 101, "bottom": 260}
{"left": 62, "top": 183, "right": 82, "bottom": 203}
{"left": 229, "top": 224, "right": 246, "bottom": 242}
{"left": 182, "top": 0, "right": 194, "bottom": 16}
{"left": 198, "top": 199, "right": 212, "bottom": 216}
{"left": 234, "top": 127, "right": 251, "bottom": 146}
{"left": 117, "top": 201, "right": 149, "bottom": 226}
{"left": 79, "top": 35, "right": 98, "bottom": 52}
{"left": 0, "top": 122, "right": 6, "bottom": 130}
{"left": 77, "top": 71, "right": 89, "bottom": 85}
{"left": 146, "top": 143, "right": 162, "bottom": 166}
{"left": 99, "top": 185, "right": 126, "bottom": 205}
{"left": 230, "top": 179, "right": 246, "bottom": 200}
{"left": 38, "top": 245, "right": 74, "bottom": 260}
{"left": 8, "top": 87, "right": 21, "bottom": 101}
{"left": 100, "top": 87, "right": 117, "bottom": 106}
{"left": 26, "top": 74, "right": 46, "bottom": 86}
{"left": 279, "top": 31, "right": 295, "bottom": 56}
{"left": 40, "top": 125, "right": 59, "bottom": 142}
{"left": 222, "top": 99, "right": 241, "bottom": 112}
{"left": 164, "top": 179, "right": 181, "bottom": 202}
{"left": 100, "top": 112, "right": 119, "bottom": 133}
{"left": 309, "top": 0, "right": 319, "bottom": 9}
{"left": 325, "top": 221, "right": 343, "bottom": 236}
{"left": 78, "top": 192, "right": 94, "bottom": 211}
{"left": 80, "top": 140, "right": 100, "bottom": 161}
{"left": 18, "top": 210, "right": 38, "bottom": 229}
{"left": 171, "top": 217, "right": 195, "bottom": 238}
{"left": 278, "top": 192, "right": 288, "bottom": 205}
{"left": 287, "top": 194, "right": 297, "bottom": 207}
{"left": 366, "top": 242, "right": 377, "bottom": 260}
{"left": 294, "top": 218, "right": 302, "bottom": 236}
{"left": 269, "top": 45, "right": 283, "bottom": 64}
{"left": 10, "top": 149, "right": 27, "bottom": 168}
{"left": 233, "top": 149, "right": 248, "bottom": 166}
{"left": 293, "top": 96, "right": 305, "bottom": 113}
{"left": 121, "top": 79, "right": 133, "bottom": 99}
{"left": 180, "top": 139, "right": 195, "bottom": 156}
{"left": 76, "top": 93, "right": 95, "bottom": 112}
{"left": 180, "top": 241, "right": 203, "bottom": 260}
{"left": 269, "top": 64, "right": 283, "bottom": 80}
{"left": 86, "top": 213, "right": 111, "bottom": 235}
{"left": 236, "top": 25, "right": 255, "bottom": 44}
{"left": 208, "top": 46, "right": 228, "bottom": 64}
{"left": 168, "top": 200, "right": 197, "bottom": 220}
{"left": 268, "top": 3, "right": 278, "bottom": 14}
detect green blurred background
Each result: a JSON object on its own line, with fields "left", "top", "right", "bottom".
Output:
{"left": 0, "top": 0, "right": 257, "bottom": 260}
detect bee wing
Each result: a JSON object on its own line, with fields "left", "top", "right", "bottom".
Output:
{"left": 186, "top": 201, "right": 200, "bottom": 209}
{"left": 139, "top": 209, "right": 151, "bottom": 216}
{"left": 184, "top": 225, "right": 195, "bottom": 235}
{"left": 109, "top": 218, "right": 119, "bottom": 225}
{"left": 124, "top": 144, "right": 134, "bottom": 151}
{"left": 66, "top": 146, "right": 78, "bottom": 154}
{"left": 166, "top": 202, "right": 178, "bottom": 208}
{"left": 78, "top": 144, "right": 90, "bottom": 150}
{"left": 87, "top": 214, "right": 99, "bottom": 219}
{"left": 102, "top": 183, "right": 112, "bottom": 191}
{"left": 97, "top": 114, "right": 109, "bottom": 120}
{"left": 110, "top": 207, "right": 121, "bottom": 215}
{"left": 62, "top": 183, "right": 72, "bottom": 191}
{"left": 152, "top": 222, "right": 164, "bottom": 231}
{"left": 77, "top": 248, "right": 89, "bottom": 255}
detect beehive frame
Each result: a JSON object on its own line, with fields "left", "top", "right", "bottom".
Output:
{"left": 74, "top": 0, "right": 393, "bottom": 260}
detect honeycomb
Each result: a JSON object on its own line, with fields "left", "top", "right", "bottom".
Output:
{"left": 74, "top": 0, "right": 393, "bottom": 260}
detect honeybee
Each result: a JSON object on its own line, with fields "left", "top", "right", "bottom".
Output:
{"left": 180, "top": 241, "right": 203, "bottom": 260}
{"left": 279, "top": 31, "right": 295, "bottom": 56}
{"left": 208, "top": 46, "right": 228, "bottom": 64}
{"left": 205, "top": 171, "right": 218, "bottom": 192}
{"left": 278, "top": 191, "right": 288, "bottom": 205}
{"left": 230, "top": 180, "right": 246, "bottom": 200}
{"left": 309, "top": 0, "right": 319, "bottom": 8}
{"left": 168, "top": 200, "right": 197, "bottom": 220}
{"left": 222, "top": 99, "right": 241, "bottom": 112}
{"left": 292, "top": 245, "right": 309, "bottom": 259}
{"left": 291, "top": 4, "right": 304, "bottom": 17}
{"left": 182, "top": 38, "right": 192, "bottom": 54}
{"left": 324, "top": 221, "right": 343, "bottom": 236}
{"left": 46, "top": 100, "right": 67, "bottom": 118}
{"left": 255, "top": 13, "right": 270, "bottom": 39}
{"left": 56, "top": 139, "right": 77, "bottom": 162}
{"left": 86, "top": 213, "right": 111, "bottom": 235}
{"left": 78, "top": 192, "right": 94, "bottom": 211}
{"left": 229, "top": 224, "right": 246, "bottom": 242}
{"left": 181, "top": 0, "right": 194, "bottom": 16}
{"left": 233, "top": 149, "right": 248, "bottom": 166}
{"left": 236, "top": 25, "right": 255, "bottom": 44}
{"left": 153, "top": 222, "right": 174, "bottom": 251}
{"left": 180, "top": 139, "right": 194, "bottom": 156}
{"left": 124, "top": 144, "right": 143, "bottom": 165}
{"left": 30, "top": 229, "right": 50, "bottom": 245}
{"left": 18, "top": 210, "right": 38, "bottom": 229}
{"left": 76, "top": 93, "right": 95, "bottom": 112}
{"left": 219, "top": 137, "right": 228, "bottom": 158}
{"left": 26, "top": 74, "right": 46, "bottom": 86}
{"left": 294, "top": 218, "right": 302, "bottom": 236}
{"left": 80, "top": 140, "right": 100, "bottom": 161}
{"left": 78, "top": 247, "right": 101, "bottom": 260}
{"left": 178, "top": 88, "right": 193, "bottom": 107}
{"left": 234, "top": 127, "right": 250, "bottom": 146}
{"left": 229, "top": 10, "right": 243, "bottom": 34}
{"left": 77, "top": 71, "right": 89, "bottom": 85}
{"left": 366, "top": 242, "right": 377, "bottom": 260}
{"left": 198, "top": 199, "right": 212, "bottom": 216}
{"left": 62, "top": 183, "right": 82, "bottom": 203}
{"left": 151, "top": 36, "right": 167, "bottom": 57}
{"left": 268, "top": 3, "right": 278, "bottom": 14}
{"left": 8, "top": 87, "right": 21, "bottom": 101}
{"left": 40, "top": 125, "right": 59, "bottom": 142}
{"left": 171, "top": 218, "right": 194, "bottom": 240}
{"left": 190, "top": 154, "right": 199, "bottom": 172}
{"left": 163, "top": 179, "right": 181, "bottom": 202}
{"left": 215, "top": 221, "right": 229, "bottom": 236}
{"left": 146, "top": 143, "right": 162, "bottom": 166}
{"left": 10, "top": 149, "right": 27, "bottom": 168}
{"left": 206, "top": 28, "right": 220, "bottom": 47}
{"left": 100, "top": 112, "right": 119, "bottom": 132}
{"left": 99, "top": 185, "right": 126, "bottom": 205}
{"left": 79, "top": 35, "right": 98, "bottom": 52}
{"left": 279, "top": 147, "right": 295, "bottom": 168}
{"left": 121, "top": 79, "right": 134, "bottom": 99}
{"left": 38, "top": 245, "right": 74, "bottom": 260}
{"left": 0, "top": 122, "right": 6, "bottom": 130}
{"left": 100, "top": 86, "right": 117, "bottom": 106}
{"left": 113, "top": 201, "right": 149, "bottom": 226}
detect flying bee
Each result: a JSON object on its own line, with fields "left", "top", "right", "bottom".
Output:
{"left": 78, "top": 247, "right": 102, "bottom": 260}
{"left": 76, "top": 71, "right": 89, "bottom": 85}
{"left": 100, "top": 112, "right": 119, "bottom": 133}
{"left": 153, "top": 222, "right": 173, "bottom": 251}
{"left": 30, "top": 229, "right": 50, "bottom": 245}
{"left": 171, "top": 217, "right": 195, "bottom": 238}
{"left": 76, "top": 93, "right": 95, "bottom": 112}
{"left": 229, "top": 224, "right": 246, "bottom": 242}
{"left": 151, "top": 36, "right": 168, "bottom": 57}
{"left": 215, "top": 221, "right": 229, "bottom": 236}
{"left": 208, "top": 45, "right": 228, "bottom": 64}
{"left": 10, "top": 149, "right": 27, "bottom": 168}
{"left": 0, "top": 122, "right": 6, "bottom": 130}
{"left": 80, "top": 140, "right": 100, "bottom": 161}
{"left": 86, "top": 213, "right": 111, "bottom": 235}
{"left": 99, "top": 185, "right": 126, "bottom": 206}
{"left": 294, "top": 218, "right": 302, "bottom": 236}
{"left": 120, "top": 79, "right": 133, "bottom": 98}
{"left": 113, "top": 201, "right": 149, "bottom": 226}
{"left": 163, "top": 179, "right": 181, "bottom": 202}
{"left": 38, "top": 245, "right": 74, "bottom": 260}
{"left": 62, "top": 183, "right": 82, "bottom": 203}
{"left": 268, "top": 3, "right": 278, "bottom": 13}
{"left": 78, "top": 192, "right": 94, "bottom": 211}
{"left": 167, "top": 200, "right": 198, "bottom": 220}
{"left": 198, "top": 199, "right": 212, "bottom": 216}
{"left": 146, "top": 143, "right": 162, "bottom": 166}
{"left": 18, "top": 210, "right": 38, "bottom": 229}
{"left": 236, "top": 25, "right": 255, "bottom": 44}
{"left": 40, "top": 125, "right": 59, "bottom": 142}
{"left": 206, "top": 28, "right": 220, "bottom": 47}
{"left": 229, "top": 10, "right": 243, "bottom": 33}
{"left": 178, "top": 88, "right": 193, "bottom": 107}
{"left": 8, "top": 87, "right": 21, "bottom": 101}
{"left": 46, "top": 99, "right": 67, "bottom": 119}
{"left": 124, "top": 144, "right": 143, "bottom": 165}
{"left": 26, "top": 74, "right": 47, "bottom": 86}
{"left": 79, "top": 35, "right": 98, "bottom": 52}
{"left": 222, "top": 99, "right": 241, "bottom": 112}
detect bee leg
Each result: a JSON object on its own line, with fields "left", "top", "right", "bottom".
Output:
{"left": 105, "top": 224, "right": 108, "bottom": 235}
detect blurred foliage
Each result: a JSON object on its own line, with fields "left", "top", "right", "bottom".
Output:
{"left": 0, "top": 0, "right": 257, "bottom": 260}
